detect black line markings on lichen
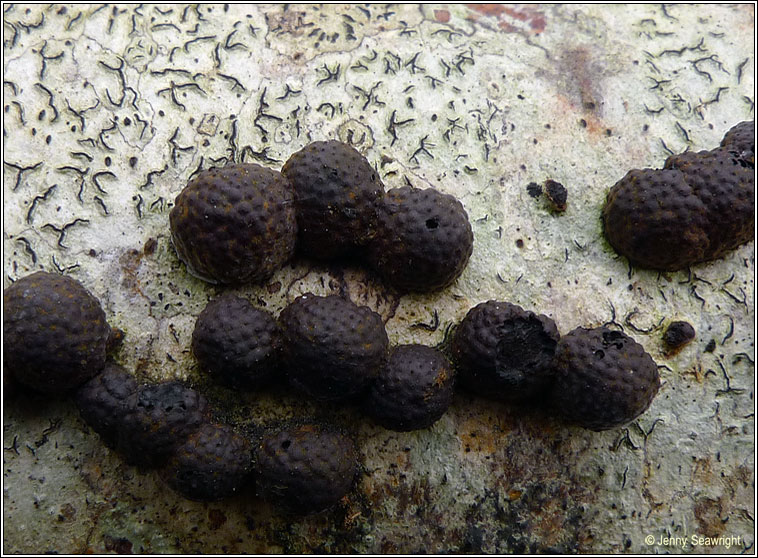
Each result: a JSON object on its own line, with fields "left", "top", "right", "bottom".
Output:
{"left": 253, "top": 88, "right": 282, "bottom": 136}
{"left": 410, "top": 135, "right": 434, "bottom": 164}
{"left": 139, "top": 164, "right": 169, "bottom": 190}
{"left": 93, "top": 171, "right": 116, "bottom": 194}
{"left": 218, "top": 73, "right": 246, "bottom": 92}
{"left": 26, "top": 184, "right": 57, "bottom": 224}
{"left": 351, "top": 82, "right": 384, "bottom": 110}
{"left": 133, "top": 194, "right": 144, "bottom": 218}
{"left": 15, "top": 237, "right": 37, "bottom": 264}
{"left": 98, "top": 119, "right": 118, "bottom": 151}
{"left": 277, "top": 83, "right": 300, "bottom": 100}
{"left": 4, "top": 160, "right": 43, "bottom": 191}
{"left": 34, "top": 83, "right": 58, "bottom": 122}
{"left": 169, "top": 127, "right": 195, "bottom": 165}
{"left": 39, "top": 41, "right": 64, "bottom": 80}
{"left": 41, "top": 219, "right": 90, "bottom": 249}
{"left": 317, "top": 62, "right": 341, "bottom": 85}
{"left": 51, "top": 254, "right": 80, "bottom": 274}
{"left": 410, "top": 310, "right": 439, "bottom": 332}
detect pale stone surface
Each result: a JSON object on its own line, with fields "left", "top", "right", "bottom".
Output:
{"left": 3, "top": 4, "right": 754, "bottom": 553}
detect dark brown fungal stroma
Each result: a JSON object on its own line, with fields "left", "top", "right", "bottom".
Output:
{"left": 75, "top": 362, "right": 138, "bottom": 449}
{"left": 169, "top": 163, "right": 297, "bottom": 285}
{"left": 116, "top": 381, "right": 211, "bottom": 468}
{"left": 364, "top": 344, "right": 456, "bottom": 431}
{"left": 451, "top": 301, "right": 560, "bottom": 403}
{"left": 191, "top": 294, "right": 283, "bottom": 390}
{"left": 3, "top": 271, "right": 112, "bottom": 393}
{"left": 602, "top": 121, "right": 754, "bottom": 271}
{"left": 278, "top": 293, "right": 389, "bottom": 401}
{"left": 281, "top": 140, "right": 385, "bottom": 260}
{"left": 367, "top": 186, "right": 474, "bottom": 293}
{"left": 253, "top": 423, "right": 358, "bottom": 514}
{"left": 160, "top": 422, "right": 252, "bottom": 502}
{"left": 549, "top": 327, "right": 660, "bottom": 431}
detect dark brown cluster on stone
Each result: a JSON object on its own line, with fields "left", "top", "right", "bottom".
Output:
{"left": 602, "top": 121, "right": 754, "bottom": 271}
{"left": 169, "top": 141, "right": 474, "bottom": 293}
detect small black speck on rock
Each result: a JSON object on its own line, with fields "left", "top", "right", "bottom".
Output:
{"left": 544, "top": 180, "right": 567, "bottom": 212}
{"left": 526, "top": 182, "right": 542, "bottom": 198}
{"left": 662, "top": 321, "right": 695, "bottom": 354}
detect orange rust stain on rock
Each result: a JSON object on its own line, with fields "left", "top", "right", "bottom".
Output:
{"left": 554, "top": 95, "right": 605, "bottom": 137}
{"left": 458, "top": 415, "right": 502, "bottom": 455}
{"left": 434, "top": 9, "right": 450, "bottom": 23}
{"left": 503, "top": 6, "right": 529, "bottom": 21}
{"left": 694, "top": 496, "right": 727, "bottom": 537}
{"left": 497, "top": 20, "right": 519, "bottom": 33}
{"left": 467, "top": 4, "right": 506, "bottom": 17}
{"left": 691, "top": 456, "right": 714, "bottom": 486}
{"left": 529, "top": 14, "right": 546, "bottom": 33}
{"left": 466, "top": 4, "right": 546, "bottom": 33}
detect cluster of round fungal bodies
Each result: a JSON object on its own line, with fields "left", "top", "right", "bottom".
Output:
{"left": 8, "top": 123, "right": 752, "bottom": 514}
{"left": 2, "top": 272, "right": 358, "bottom": 510}
{"left": 169, "top": 140, "right": 474, "bottom": 293}
{"left": 603, "top": 121, "right": 754, "bottom": 271}
{"left": 188, "top": 291, "right": 663, "bottom": 505}
{"left": 194, "top": 293, "right": 662, "bottom": 437}
{"left": 192, "top": 292, "right": 457, "bottom": 434}
{"left": 3, "top": 271, "right": 663, "bottom": 511}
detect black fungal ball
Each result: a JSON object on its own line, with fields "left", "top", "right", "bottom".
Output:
{"left": 117, "top": 381, "right": 210, "bottom": 468}
{"left": 549, "top": 327, "right": 660, "bottom": 431}
{"left": 192, "top": 294, "right": 283, "bottom": 390}
{"left": 364, "top": 344, "right": 456, "bottom": 431}
{"left": 720, "top": 120, "right": 754, "bottom": 167}
{"left": 526, "top": 181, "right": 542, "bottom": 198}
{"left": 367, "top": 186, "right": 473, "bottom": 293}
{"left": 451, "top": 301, "right": 560, "bottom": 403}
{"left": 74, "top": 362, "right": 138, "bottom": 448}
{"left": 544, "top": 179, "right": 567, "bottom": 212}
{"left": 602, "top": 122, "right": 754, "bottom": 270}
{"left": 160, "top": 422, "right": 252, "bottom": 502}
{"left": 279, "top": 294, "right": 388, "bottom": 401}
{"left": 254, "top": 423, "right": 358, "bottom": 514}
{"left": 3, "top": 272, "right": 112, "bottom": 393}
{"left": 282, "top": 140, "right": 385, "bottom": 260}
{"left": 169, "top": 163, "right": 297, "bottom": 285}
